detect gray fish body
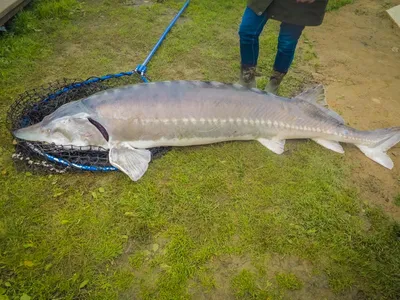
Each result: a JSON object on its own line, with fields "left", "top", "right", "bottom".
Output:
{"left": 13, "top": 80, "right": 400, "bottom": 181}
{"left": 82, "top": 81, "right": 363, "bottom": 146}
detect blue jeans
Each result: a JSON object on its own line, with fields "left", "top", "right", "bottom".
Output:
{"left": 238, "top": 6, "right": 305, "bottom": 73}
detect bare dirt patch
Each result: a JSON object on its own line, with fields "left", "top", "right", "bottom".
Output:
{"left": 265, "top": 255, "right": 362, "bottom": 300}
{"left": 190, "top": 254, "right": 359, "bottom": 300}
{"left": 304, "top": 0, "right": 400, "bottom": 220}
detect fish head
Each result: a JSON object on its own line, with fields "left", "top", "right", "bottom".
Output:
{"left": 13, "top": 112, "right": 109, "bottom": 148}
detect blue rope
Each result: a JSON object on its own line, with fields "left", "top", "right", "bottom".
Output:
{"left": 136, "top": 0, "right": 191, "bottom": 75}
{"left": 41, "top": 71, "right": 138, "bottom": 103}
{"left": 44, "top": 152, "right": 117, "bottom": 172}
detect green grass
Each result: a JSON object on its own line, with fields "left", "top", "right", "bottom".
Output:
{"left": 395, "top": 194, "right": 400, "bottom": 207}
{"left": 0, "top": 0, "right": 399, "bottom": 299}
{"left": 275, "top": 273, "right": 303, "bottom": 291}
{"left": 231, "top": 269, "right": 271, "bottom": 299}
{"left": 327, "top": 0, "right": 353, "bottom": 11}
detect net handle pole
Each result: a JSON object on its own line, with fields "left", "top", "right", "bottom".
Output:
{"left": 135, "top": 0, "right": 190, "bottom": 75}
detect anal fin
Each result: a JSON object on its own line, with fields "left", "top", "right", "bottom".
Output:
{"left": 312, "top": 138, "right": 344, "bottom": 154}
{"left": 109, "top": 142, "right": 152, "bottom": 181}
{"left": 258, "top": 138, "right": 285, "bottom": 154}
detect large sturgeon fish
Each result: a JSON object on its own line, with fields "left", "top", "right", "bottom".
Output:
{"left": 13, "top": 80, "right": 400, "bottom": 181}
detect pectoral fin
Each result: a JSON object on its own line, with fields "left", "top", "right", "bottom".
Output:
{"left": 258, "top": 138, "right": 286, "bottom": 154}
{"left": 109, "top": 142, "right": 151, "bottom": 181}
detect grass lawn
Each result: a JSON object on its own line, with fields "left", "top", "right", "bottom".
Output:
{"left": 0, "top": 0, "right": 399, "bottom": 299}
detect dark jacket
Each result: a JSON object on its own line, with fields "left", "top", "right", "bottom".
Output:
{"left": 247, "top": 0, "right": 329, "bottom": 26}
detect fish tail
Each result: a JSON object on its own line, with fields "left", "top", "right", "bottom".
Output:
{"left": 355, "top": 127, "right": 400, "bottom": 169}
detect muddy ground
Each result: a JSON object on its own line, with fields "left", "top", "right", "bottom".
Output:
{"left": 303, "top": 0, "right": 400, "bottom": 220}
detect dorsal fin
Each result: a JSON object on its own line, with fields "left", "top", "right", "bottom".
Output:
{"left": 293, "top": 84, "right": 345, "bottom": 124}
{"left": 294, "top": 84, "right": 327, "bottom": 107}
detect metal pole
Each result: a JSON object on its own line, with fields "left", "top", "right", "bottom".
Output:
{"left": 135, "top": 0, "right": 190, "bottom": 75}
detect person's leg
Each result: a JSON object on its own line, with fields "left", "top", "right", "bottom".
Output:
{"left": 238, "top": 7, "right": 268, "bottom": 88}
{"left": 274, "top": 22, "right": 305, "bottom": 73}
{"left": 265, "top": 22, "right": 305, "bottom": 94}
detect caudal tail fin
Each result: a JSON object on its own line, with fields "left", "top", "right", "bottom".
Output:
{"left": 356, "top": 127, "right": 400, "bottom": 169}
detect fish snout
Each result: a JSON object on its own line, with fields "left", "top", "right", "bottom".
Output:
{"left": 13, "top": 122, "right": 47, "bottom": 142}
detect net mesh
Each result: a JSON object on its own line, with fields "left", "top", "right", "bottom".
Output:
{"left": 7, "top": 72, "right": 171, "bottom": 174}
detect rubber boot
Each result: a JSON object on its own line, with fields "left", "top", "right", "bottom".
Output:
{"left": 238, "top": 64, "right": 257, "bottom": 89}
{"left": 264, "top": 70, "right": 286, "bottom": 94}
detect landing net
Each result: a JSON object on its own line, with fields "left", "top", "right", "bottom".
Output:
{"left": 6, "top": 72, "right": 171, "bottom": 174}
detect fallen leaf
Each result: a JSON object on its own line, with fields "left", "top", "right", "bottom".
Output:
{"left": 53, "top": 192, "right": 64, "bottom": 198}
{"left": 79, "top": 279, "right": 89, "bottom": 289}
{"left": 20, "top": 294, "right": 31, "bottom": 300}
{"left": 307, "top": 229, "right": 317, "bottom": 234}
{"left": 371, "top": 98, "right": 381, "bottom": 104}
{"left": 98, "top": 187, "right": 105, "bottom": 193}
{"left": 152, "top": 244, "right": 159, "bottom": 252}
{"left": 23, "top": 261, "right": 34, "bottom": 267}
{"left": 160, "top": 263, "right": 171, "bottom": 270}
{"left": 71, "top": 273, "right": 79, "bottom": 282}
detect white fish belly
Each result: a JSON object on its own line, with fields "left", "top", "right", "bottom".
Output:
{"left": 127, "top": 134, "right": 256, "bottom": 149}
